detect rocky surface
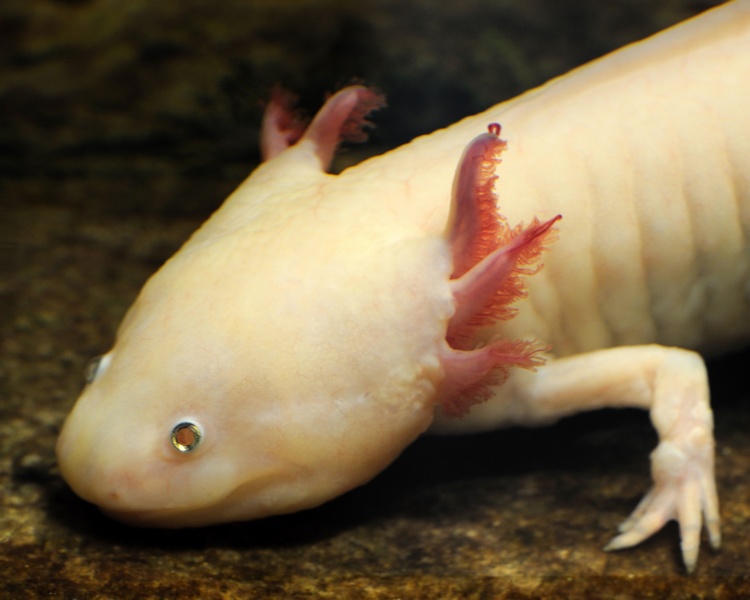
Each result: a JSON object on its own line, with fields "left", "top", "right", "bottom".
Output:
{"left": 3, "top": 1, "right": 748, "bottom": 598}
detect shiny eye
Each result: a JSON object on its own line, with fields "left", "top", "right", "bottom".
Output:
{"left": 171, "top": 422, "right": 203, "bottom": 453}
{"left": 84, "top": 354, "right": 111, "bottom": 383}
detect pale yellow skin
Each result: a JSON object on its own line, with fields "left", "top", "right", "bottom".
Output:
{"left": 57, "top": 0, "right": 750, "bottom": 572}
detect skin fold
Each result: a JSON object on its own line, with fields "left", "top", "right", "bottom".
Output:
{"left": 57, "top": 0, "right": 750, "bottom": 573}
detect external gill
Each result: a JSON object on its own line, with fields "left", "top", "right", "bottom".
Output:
{"left": 439, "top": 124, "right": 561, "bottom": 417}
{"left": 260, "top": 85, "right": 386, "bottom": 170}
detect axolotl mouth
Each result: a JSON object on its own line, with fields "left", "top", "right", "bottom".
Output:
{"left": 97, "top": 469, "right": 342, "bottom": 529}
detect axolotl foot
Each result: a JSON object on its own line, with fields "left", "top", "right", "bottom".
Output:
{"left": 604, "top": 354, "right": 721, "bottom": 573}
{"left": 605, "top": 442, "right": 721, "bottom": 573}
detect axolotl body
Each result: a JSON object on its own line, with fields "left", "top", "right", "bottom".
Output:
{"left": 57, "top": 1, "right": 750, "bottom": 572}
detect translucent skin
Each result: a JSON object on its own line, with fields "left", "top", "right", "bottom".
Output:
{"left": 57, "top": 1, "right": 750, "bottom": 572}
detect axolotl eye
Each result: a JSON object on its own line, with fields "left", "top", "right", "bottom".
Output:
{"left": 171, "top": 422, "right": 203, "bottom": 453}
{"left": 84, "top": 354, "right": 111, "bottom": 383}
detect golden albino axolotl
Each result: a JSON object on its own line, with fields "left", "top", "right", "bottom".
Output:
{"left": 56, "top": 0, "right": 750, "bottom": 573}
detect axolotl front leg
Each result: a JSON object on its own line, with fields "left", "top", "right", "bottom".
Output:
{"left": 493, "top": 346, "right": 719, "bottom": 572}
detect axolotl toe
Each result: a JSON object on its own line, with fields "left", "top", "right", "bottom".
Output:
{"left": 58, "top": 1, "right": 750, "bottom": 573}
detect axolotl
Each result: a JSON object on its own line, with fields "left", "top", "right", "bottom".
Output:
{"left": 57, "top": 1, "right": 750, "bottom": 572}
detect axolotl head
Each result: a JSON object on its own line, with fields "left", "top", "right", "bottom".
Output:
{"left": 56, "top": 87, "right": 558, "bottom": 527}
